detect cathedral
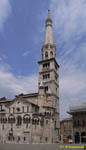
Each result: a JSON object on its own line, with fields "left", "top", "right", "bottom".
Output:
{"left": 0, "top": 10, "right": 60, "bottom": 144}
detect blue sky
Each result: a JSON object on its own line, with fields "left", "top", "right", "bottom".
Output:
{"left": 0, "top": 0, "right": 86, "bottom": 119}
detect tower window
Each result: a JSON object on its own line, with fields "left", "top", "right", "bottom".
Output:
{"left": 43, "top": 62, "right": 50, "bottom": 68}
{"left": 45, "top": 52, "right": 48, "bottom": 59}
{"left": 43, "top": 73, "right": 50, "bottom": 79}
{"left": 45, "top": 86, "right": 48, "bottom": 92}
{"left": 50, "top": 51, "right": 53, "bottom": 57}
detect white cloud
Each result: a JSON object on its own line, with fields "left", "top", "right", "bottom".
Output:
{"left": 0, "top": 63, "right": 38, "bottom": 99}
{"left": 58, "top": 44, "right": 86, "bottom": 119}
{"left": 50, "top": 0, "right": 86, "bottom": 64}
{"left": 60, "top": 70, "right": 86, "bottom": 97}
{"left": 59, "top": 67, "right": 86, "bottom": 119}
{"left": 50, "top": 0, "right": 86, "bottom": 119}
{"left": 22, "top": 51, "right": 30, "bottom": 57}
{"left": 50, "top": 0, "right": 86, "bottom": 41}
{"left": 0, "top": 0, "right": 11, "bottom": 31}
{"left": 58, "top": 45, "right": 86, "bottom": 119}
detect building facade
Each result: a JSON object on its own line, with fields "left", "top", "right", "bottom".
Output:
{"left": 68, "top": 103, "right": 86, "bottom": 144}
{"left": 0, "top": 10, "right": 60, "bottom": 144}
{"left": 60, "top": 118, "right": 73, "bottom": 143}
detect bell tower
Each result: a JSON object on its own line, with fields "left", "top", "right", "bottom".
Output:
{"left": 38, "top": 11, "right": 60, "bottom": 143}
{"left": 38, "top": 10, "right": 59, "bottom": 99}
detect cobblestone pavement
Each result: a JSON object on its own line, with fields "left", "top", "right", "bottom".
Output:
{"left": 0, "top": 144, "right": 86, "bottom": 150}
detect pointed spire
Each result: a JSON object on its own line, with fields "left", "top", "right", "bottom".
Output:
{"left": 44, "top": 10, "right": 54, "bottom": 45}
{"left": 47, "top": 9, "right": 51, "bottom": 20}
{"left": 46, "top": 9, "right": 52, "bottom": 25}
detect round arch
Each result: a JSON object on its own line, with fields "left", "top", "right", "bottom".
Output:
{"left": 8, "top": 114, "right": 15, "bottom": 123}
{"left": 32, "top": 116, "right": 40, "bottom": 125}
{"left": 23, "top": 114, "right": 31, "bottom": 124}
{"left": 0, "top": 115, "right": 7, "bottom": 123}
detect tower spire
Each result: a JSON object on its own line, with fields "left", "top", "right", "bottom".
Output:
{"left": 47, "top": 9, "right": 52, "bottom": 21}
{"left": 44, "top": 10, "right": 54, "bottom": 45}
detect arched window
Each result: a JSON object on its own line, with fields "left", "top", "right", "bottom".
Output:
{"left": 45, "top": 52, "right": 48, "bottom": 59}
{"left": 0, "top": 116, "right": 7, "bottom": 124}
{"left": 8, "top": 115, "right": 15, "bottom": 124}
{"left": 8, "top": 133, "right": 14, "bottom": 141}
{"left": 45, "top": 111, "right": 51, "bottom": 117}
{"left": 17, "top": 116, "right": 22, "bottom": 126}
{"left": 32, "top": 117, "right": 39, "bottom": 125}
{"left": 50, "top": 51, "right": 53, "bottom": 57}
{"left": 23, "top": 114, "right": 30, "bottom": 124}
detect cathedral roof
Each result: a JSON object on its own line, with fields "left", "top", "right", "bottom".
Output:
{"left": 0, "top": 100, "right": 12, "bottom": 104}
{"left": 17, "top": 93, "right": 38, "bottom": 98}
{"left": 0, "top": 97, "right": 7, "bottom": 102}
{"left": 16, "top": 93, "right": 38, "bottom": 106}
